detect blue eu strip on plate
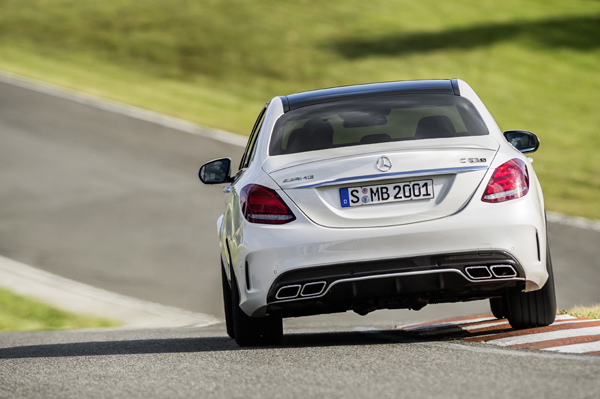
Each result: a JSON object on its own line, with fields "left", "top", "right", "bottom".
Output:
{"left": 339, "top": 188, "right": 350, "bottom": 208}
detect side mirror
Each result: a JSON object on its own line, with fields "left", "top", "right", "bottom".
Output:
{"left": 199, "top": 158, "right": 232, "bottom": 184}
{"left": 503, "top": 130, "right": 540, "bottom": 154}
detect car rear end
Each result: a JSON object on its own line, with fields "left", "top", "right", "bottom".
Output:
{"left": 231, "top": 80, "right": 547, "bottom": 319}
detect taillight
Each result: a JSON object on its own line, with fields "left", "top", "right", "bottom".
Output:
{"left": 240, "top": 184, "right": 296, "bottom": 224}
{"left": 482, "top": 159, "right": 529, "bottom": 203}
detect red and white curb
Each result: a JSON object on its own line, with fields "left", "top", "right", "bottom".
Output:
{"left": 397, "top": 313, "right": 600, "bottom": 355}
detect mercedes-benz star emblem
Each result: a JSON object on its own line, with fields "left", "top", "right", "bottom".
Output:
{"left": 376, "top": 156, "right": 392, "bottom": 172}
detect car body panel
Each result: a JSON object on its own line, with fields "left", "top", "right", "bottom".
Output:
{"left": 267, "top": 138, "right": 499, "bottom": 228}
{"left": 211, "top": 79, "right": 548, "bottom": 318}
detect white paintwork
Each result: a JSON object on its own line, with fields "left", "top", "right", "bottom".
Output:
{"left": 216, "top": 214, "right": 224, "bottom": 237}
{"left": 270, "top": 141, "right": 497, "bottom": 228}
{"left": 211, "top": 80, "right": 549, "bottom": 317}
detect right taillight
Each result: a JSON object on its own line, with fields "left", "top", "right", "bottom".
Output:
{"left": 240, "top": 184, "right": 296, "bottom": 224}
{"left": 482, "top": 158, "right": 529, "bottom": 203}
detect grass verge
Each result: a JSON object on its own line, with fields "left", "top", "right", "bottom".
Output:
{"left": 0, "top": 0, "right": 599, "bottom": 219}
{"left": 0, "top": 287, "right": 119, "bottom": 332}
{"left": 559, "top": 304, "right": 600, "bottom": 320}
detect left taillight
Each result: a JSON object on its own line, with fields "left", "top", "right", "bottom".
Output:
{"left": 240, "top": 184, "right": 296, "bottom": 224}
{"left": 481, "top": 158, "right": 529, "bottom": 203}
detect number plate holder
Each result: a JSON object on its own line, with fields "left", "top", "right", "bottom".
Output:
{"left": 340, "top": 179, "right": 434, "bottom": 207}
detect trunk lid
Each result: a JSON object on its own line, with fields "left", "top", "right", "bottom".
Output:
{"left": 264, "top": 137, "right": 499, "bottom": 228}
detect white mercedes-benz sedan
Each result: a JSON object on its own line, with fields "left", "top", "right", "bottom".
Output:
{"left": 199, "top": 79, "right": 556, "bottom": 346}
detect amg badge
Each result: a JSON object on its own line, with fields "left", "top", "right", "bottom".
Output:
{"left": 283, "top": 175, "right": 314, "bottom": 183}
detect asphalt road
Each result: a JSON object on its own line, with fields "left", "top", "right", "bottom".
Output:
{"left": 1, "top": 78, "right": 600, "bottom": 398}
{"left": 1, "top": 324, "right": 600, "bottom": 399}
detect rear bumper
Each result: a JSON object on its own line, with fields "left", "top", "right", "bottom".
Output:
{"left": 231, "top": 193, "right": 547, "bottom": 317}
{"left": 267, "top": 251, "right": 525, "bottom": 318}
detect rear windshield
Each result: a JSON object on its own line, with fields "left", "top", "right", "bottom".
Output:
{"left": 269, "top": 94, "right": 489, "bottom": 156}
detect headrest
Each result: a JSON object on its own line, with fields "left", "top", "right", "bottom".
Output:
{"left": 285, "top": 118, "right": 334, "bottom": 153}
{"left": 415, "top": 115, "right": 457, "bottom": 139}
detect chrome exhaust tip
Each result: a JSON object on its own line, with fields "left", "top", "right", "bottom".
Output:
{"left": 465, "top": 266, "right": 492, "bottom": 280}
{"left": 300, "top": 281, "right": 326, "bottom": 297}
{"left": 490, "top": 265, "right": 517, "bottom": 278}
{"left": 275, "top": 285, "right": 301, "bottom": 300}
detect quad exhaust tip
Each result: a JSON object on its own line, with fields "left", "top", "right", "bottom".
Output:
{"left": 275, "top": 285, "right": 301, "bottom": 300}
{"left": 276, "top": 281, "right": 327, "bottom": 300}
{"left": 465, "top": 265, "right": 517, "bottom": 280}
{"left": 464, "top": 266, "right": 492, "bottom": 280}
{"left": 490, "top": 265, "right": 517, "bottom": 278}
{"left": 300, "top": 281, "right": 326, "bottom": 297}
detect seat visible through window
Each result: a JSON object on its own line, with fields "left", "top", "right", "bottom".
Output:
{"left": 415, "top": 115, "right": 457, "bottom": 139}
{"left": 286, "top": 119, "right": 334, "bottom": 153}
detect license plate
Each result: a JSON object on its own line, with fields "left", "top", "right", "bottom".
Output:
{"left": 339, "top": 179, "right": 434, "bottom": 207}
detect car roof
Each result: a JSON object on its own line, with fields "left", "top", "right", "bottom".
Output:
{"left": 280, "top": 79, "right": 460, "bottom": 112}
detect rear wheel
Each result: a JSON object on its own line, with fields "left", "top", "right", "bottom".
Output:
{"left": 505, "top": 245, "right": 557, "bottom": 329}
{"left": 489, "top": 297, "right": 506, "bottom": 319}
{"left": 231, "top": 270, "right": 283, "bottom": 347}
{"left": 221, "top": 261, "right": 234, "bottom": 339}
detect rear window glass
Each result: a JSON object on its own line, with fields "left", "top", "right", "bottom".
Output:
{"left": 269, "top": 94, "right": 488, "bottom": 156}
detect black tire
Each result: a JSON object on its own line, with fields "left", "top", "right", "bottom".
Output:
{"left": 221, "top": 261, "right": 234, "bottom": 339}
{"left": 231, "top": 270, "right": 283, "bottom": 347}
{"left": 505, "top": 245, "right": 557, "bottom": 329}
{"left": 489, "top": 297, "right": 506, "bottom": 319}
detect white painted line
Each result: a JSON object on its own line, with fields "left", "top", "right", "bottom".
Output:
{"left": 0, "top": 254, "right": 221, "bottom": 329}
{"left": 486, "top": 326, "right": 600, "bottom": 346}
{"left": 551, "top": 319, "right": 598, "bottom": 325}
{"left": 547, "top": 211, "right": 600, "bottom": 232}
{"left": 555, "top": 314, "right": 578, "bottom": 321}
{"left": 0, "top": 70, "right": 247, "bottom": 148}
{"left": 544, "top": 340, "right": 600, "bottom": 354}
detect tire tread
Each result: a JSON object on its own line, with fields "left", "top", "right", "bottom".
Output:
{"left": 505, "top": 245, "right": 556, "bottom": 329}
{"left": 231, "top": 271, "right": 283, "bottom": 346}
{"left": 221, "top": 261, "right": 234, "bottom": 339}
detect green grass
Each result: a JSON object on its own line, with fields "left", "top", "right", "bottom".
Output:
{"left": 0, "top": 287, "right": 119, "bottom": 331}
{"left": 0, "top": 0, "right": 599, "bottom": 218}
{"left": 559, "top": 304, "right": 600, "bottom": 320}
